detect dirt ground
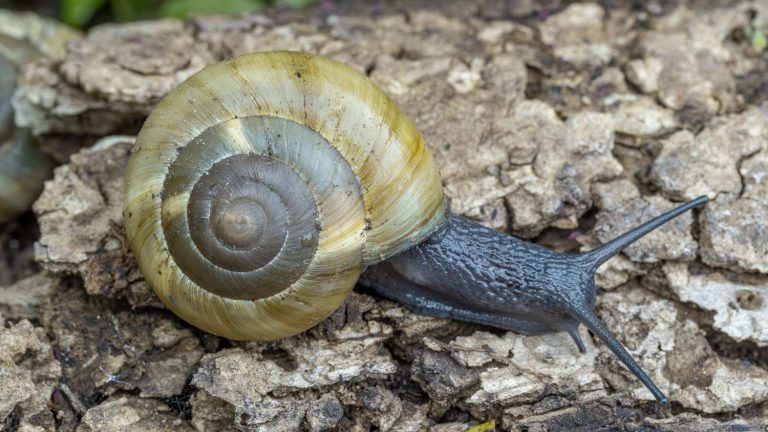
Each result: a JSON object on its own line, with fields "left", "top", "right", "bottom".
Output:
{"left": 2, "top": 0, "right": 768, "bottom": 431}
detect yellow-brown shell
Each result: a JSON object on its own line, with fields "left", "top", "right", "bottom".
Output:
{"left": 124, "top": 51, "right": 446, "bottom": 340}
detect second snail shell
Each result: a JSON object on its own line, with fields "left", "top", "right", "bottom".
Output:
{"left": 0, "top": 35, "right": 54, "bottom": 223}
{"left": 125, "top": 51, "right": 446, "bottom": 340}
{"left": 0, "top": 10, "right": 80, "bottom": 224}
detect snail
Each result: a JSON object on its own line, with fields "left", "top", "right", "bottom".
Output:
{"left": 0, "top": 10, "right": 80, "bottom": 224}
{"left": 125, "top": 51, "right": 707, "bottom": 404}
{"left": 0, "top": 35, "right": 55, "bottom": 224}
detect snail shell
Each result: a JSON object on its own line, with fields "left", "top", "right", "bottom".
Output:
{"left": 0, "top": 35, "right": 52, "bottom": 224}
{"left": 0, "top": 127, "right": 55, "bottom": 224}
{"left": 0, "top": 10, "right": 80, "bottom": 224}
{"left": 124, "top": 51, "right": 446, "bottom": 340}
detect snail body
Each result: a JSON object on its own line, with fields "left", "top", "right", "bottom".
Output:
{"left": 126, "top": 51, "right": 707, "bottom": 403}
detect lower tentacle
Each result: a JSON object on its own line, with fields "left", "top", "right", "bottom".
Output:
{"left": 569, "top": 306, "right": 669, "bottom": 404}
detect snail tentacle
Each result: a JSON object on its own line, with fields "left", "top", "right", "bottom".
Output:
{"left": 127, "top": 50, "right": 709, "bottom": 404}
{"left": 361, "top": 197, "right": 708, "bottom": 404}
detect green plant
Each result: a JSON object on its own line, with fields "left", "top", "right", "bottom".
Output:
{"left": 61, "top": 0, "right": 318, "bottom": 28}
{"left": 744, "top": 17, "right": 767, "bottom": 52}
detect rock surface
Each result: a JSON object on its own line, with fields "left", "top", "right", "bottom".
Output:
{"left": 700, "top": 196, "right": 768, "bottom": 275}
{"left": 0, "top": 314, "right": 61, "bottom": 431}
{"left": 598, "top": 286, "right": 768, "bottom": 413}
{"left": 76, "top": 396, "right": 193, "bottom": 432}
{"left": 650, "top": 106, "right": 768, "bottom": 201}
{"left": 2, "top": 0, "right": 768, "bottom": 430}
{"left": 0, "top": 272, "right": 57, "bottom": 320}
{"left": 33, "top": 135, "right": 158, "bottom": 307}
{"left": 664, "top": 262, "right": 768, "bottom": 347}
{"left": 192, "top": 336, "right": 397, "bottom": 431}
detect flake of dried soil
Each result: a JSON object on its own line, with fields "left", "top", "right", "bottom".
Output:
{"left": 76, "top": 396, "right": 193, "bottom": 432}
{"left": 411, "top": 349, "right": 480, "bottom": 417}
{"left": 41, "top": 283, "right": 203, "bottom": 402}
{"left": 699, "top": 196, "right": 768, "bottom": 274}
{"left": 537, "top": 3, "right": 617, "bottom": 68}
{"left": 664, "top": 262, "right": 768, "bottom": 346}
{"left": 637, "top": 412, "right": 768, "bottom": 431}
{"left": 189, "top": 390, "right": 235, "bottom": 432}
{"left": 0, "top": 272, "right": 56, "bottom": 321}
{"left": 305, "top": 393, "right": 344, "bottom": 432}
{"left": 650, "top": 102, "right": 768, "bottom": 201}
{"left": 370, "top": 53, "right": 527, "bottom": 188}
{"left": 14, "top": 21, "right": 215, "bottom": 136}
{"left": 612, "top": 96, "right": 677, "bottom": 142}
{"left": 33, "top": 135, "right": 158, "bottom": 307}
{"left": 598, "top": 286, "right": 768, "bottom": 412}
{"left": 624, "top": 58, "right": 663, "bottom": 94}
{"left": 192, "top": 333, "right": 396, "bottom": 431}
{"left": 462, "top": 329, "right": 605, "bottom": 416}
{"left": 501, "top": 101, "right": 622, "bottom": 237}
{"left": 637, "top": 6, "right": 741, "bottom": 121}
{"left": 0, "top": 314, "right": 61, "bottom": 430}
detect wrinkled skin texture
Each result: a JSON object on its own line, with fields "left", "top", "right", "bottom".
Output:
{"left": 362, "top": 197, "right": 707, "bottom": 403}
{"left": 363, "top": 214, "right": 589, "bottom": 337}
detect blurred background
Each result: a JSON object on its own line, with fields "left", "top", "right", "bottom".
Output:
{"left": 0, "top": 0, "right": 320, "bottom": 28}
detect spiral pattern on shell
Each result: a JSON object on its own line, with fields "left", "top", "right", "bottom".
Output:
{"left": 125, "top": 51, "right": 446, "bottom": 340}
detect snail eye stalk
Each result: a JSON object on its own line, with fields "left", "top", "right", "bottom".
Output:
{"left": 579, "top": 195, "right": 709, "bottom": 271}
{"left": 567, "top": 195, "right": 709, "bottom": 404}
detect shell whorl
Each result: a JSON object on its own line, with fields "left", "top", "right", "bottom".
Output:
{"left": 125, "top": 51, "right": 446, "bottom": 340}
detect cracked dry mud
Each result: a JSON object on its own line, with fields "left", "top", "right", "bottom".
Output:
{"left": 3, "top": 0, "right": 768, "bottom": 431}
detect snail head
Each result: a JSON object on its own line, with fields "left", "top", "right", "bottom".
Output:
{"left": 545, "top": 195, "right": 710, "bottom": 404}
{"left": 362, "top": 196, "right": 708, "bottom": 405}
